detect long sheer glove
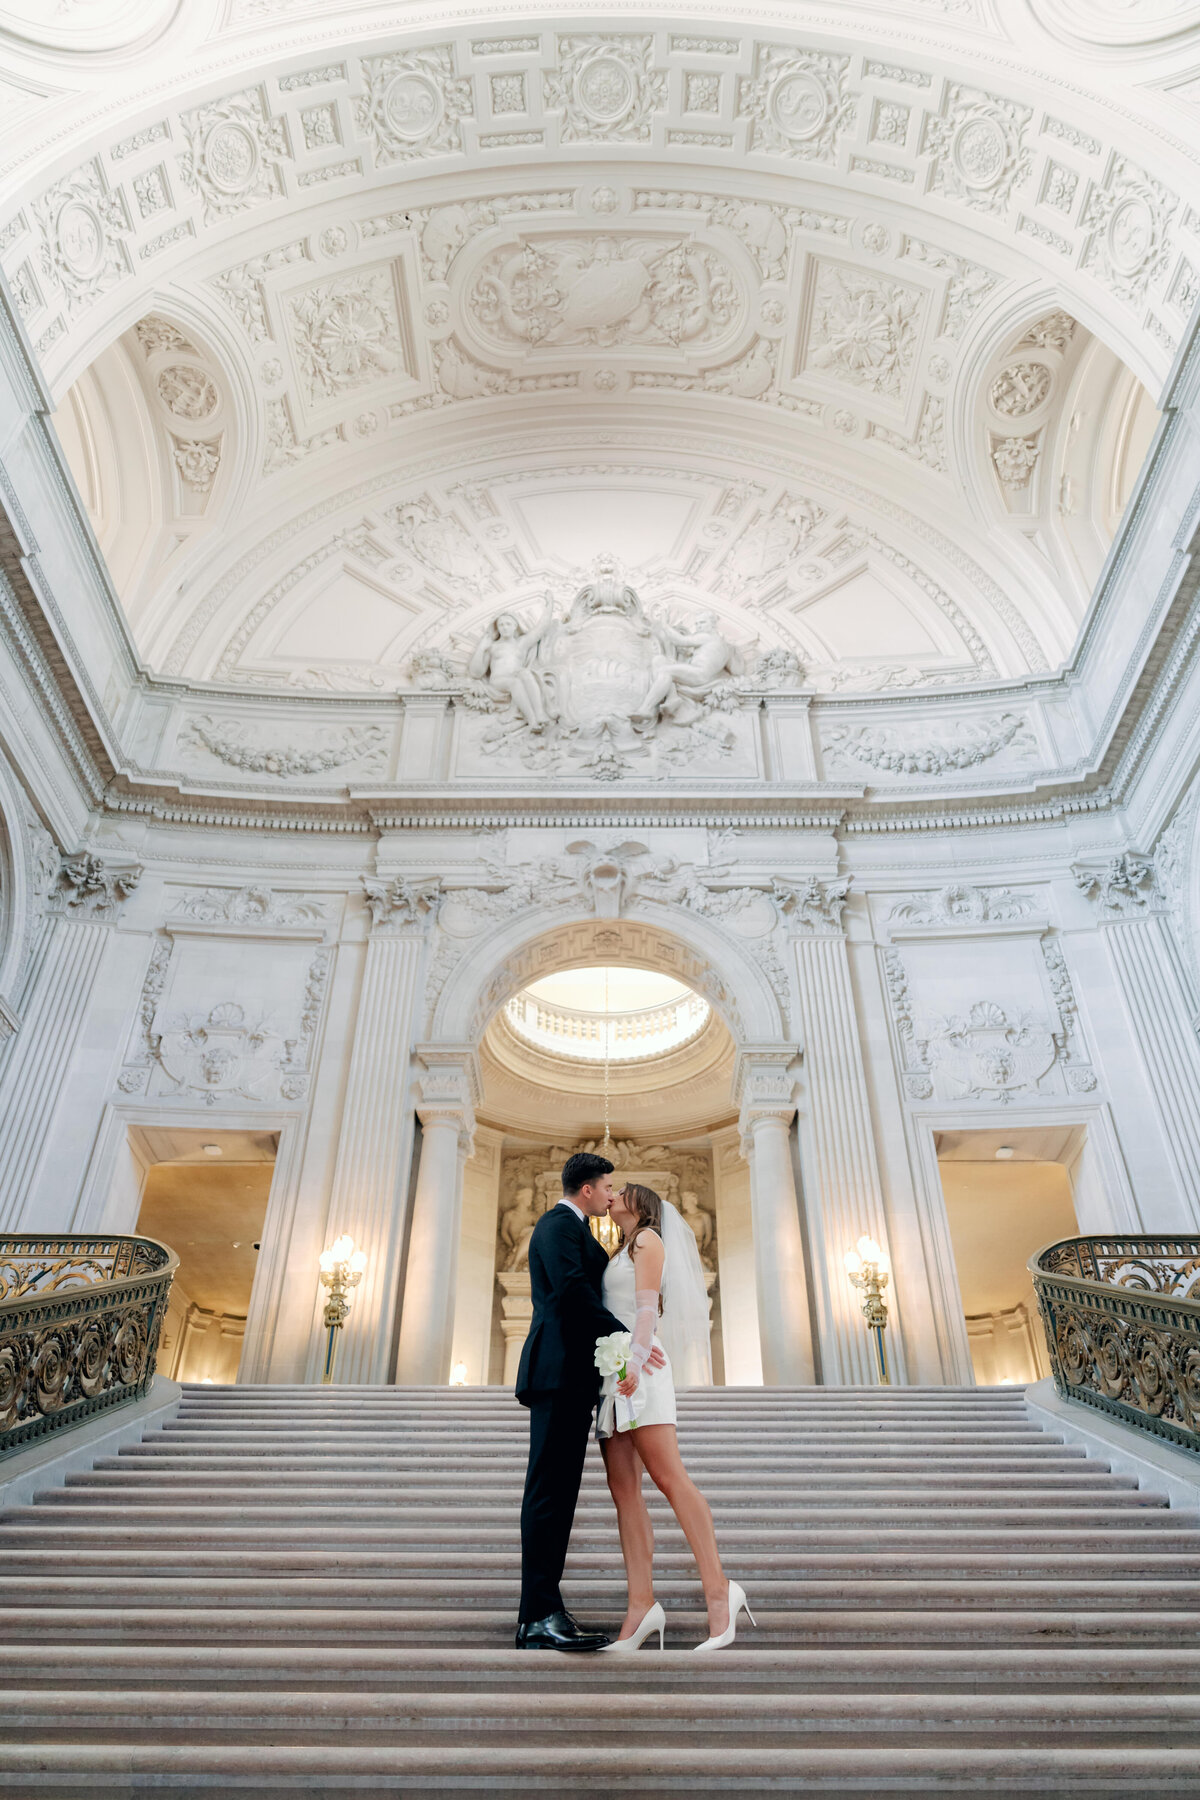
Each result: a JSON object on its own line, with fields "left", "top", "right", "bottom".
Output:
{"left": 626, "top": 1289, "right": 661, "bottom": 1373}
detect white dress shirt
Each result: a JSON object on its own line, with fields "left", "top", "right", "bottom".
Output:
{"left": 556, "top": 1197, "right": 586, "bottom": 1224}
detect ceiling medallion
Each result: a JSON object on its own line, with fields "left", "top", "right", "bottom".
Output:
{"left": 575, "top": 55, "right": 636, "bottom": 124}
{"left": 55, "top": 200, "right": 104, "bottom": 277}
{"left": 951, "top": 116, "right": 1008, "bottom": 189}
{"left": 770, "top": 72, "right": 829, "bottom": 141}
{"left": 1107, "top": 195, "right": 1154, "bottom": 275}
{"left": 988, "top": 361, "right": 1053, "bottom": 418}
{"left": 383, "top": 70, "right": 443, "bottom": 140}
{"left": 202, "top": 121, "right": 260, "bottom": 195}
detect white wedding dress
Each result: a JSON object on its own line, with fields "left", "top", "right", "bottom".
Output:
{"left": 597, "top": 1235, "right": 676, "bottom": 1437}
{"left": 596, "top": 1205, "right": 713, "bottom": 1438}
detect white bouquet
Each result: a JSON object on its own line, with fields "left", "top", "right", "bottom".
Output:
{"left": 594, "top": 1329, "right": 644, "bottom": 1432}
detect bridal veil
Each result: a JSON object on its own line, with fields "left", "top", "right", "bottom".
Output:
{"left": 657, "top": 1199, "right": 713, "bottom": 1386}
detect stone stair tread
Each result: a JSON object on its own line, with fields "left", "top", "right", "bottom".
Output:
{"left": 0, "top": 1741, "right": 1197, "bottom": 1794}
{"left": 3, "top": 1385, "right": 1196, "bottom": 1793}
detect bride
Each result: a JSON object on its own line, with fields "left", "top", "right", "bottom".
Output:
{"left": 597, "top": 1181, "right": 754, "bottom": 1652}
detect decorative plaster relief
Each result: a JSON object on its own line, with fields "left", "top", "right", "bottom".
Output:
{"left": 499, "top": 1139, "right": 716, "bottom": 1271}
{"left": 466, "top": 232, "right": 743, "bottom": 353}
{"left": 356, "top": 46, "right": 473, "bottom": 164}
{"left": 773, "top": 876, "right": 850, "bottom": 932}
{"left": 737, "top": 43, "right": 856, "bottom": 164}
{"left": 169, "top": 885, "right": 328, "bottom": 926}
{"left": 178, "top": 86, "right": 291, "bottom": 224}
{"left": 922, "top": 84, "right": 1033, "bottom": 216}
{"left": 172, "top": 438, "right": 221, "bottom": 493}
{"left": 921, "top": 999, "right": 1058, "bottom": 1102}
{"left": 179, "top": 715, "right": 387, "bottom": 779}
{"left": 31, "top": 157, "right": 131, "bottom": 318}
{"left": 49, "top": 853, "right": 141, "bottom": 921}
{"left": 210, "top": 240, "right": 310, "bottom": 343}
{"left": 823, "top": 712, "right": 1038, "bottom": 776}
{"left": 134, "top": 315, "right": 194, "bottom": 357}
{"left": 117, "top": 935, "right": 331, "bottom": 1104}
{"left": 361, "top": 874, "right": 441, "bottom": 932}
{"left": 544, "top": 34, "right": 666, "bottom": 144}
{"left": 989, "top": 362, "right": 1054, "bottom": 418}
{"left": 286, "top": 264, "right": 413, "bottom": 401}
{"left": 991, "top": 434, "right": 1042, "bottom": 488}
{"left": 802, "top": 262, "right": 922, "bottom": 400}
{"left": 1081, "top": 156, "right": 1177, "bottom": 305}
{"left": 888, "top": 884, "right": 1039, "bottom": 927}
{"left": 1073, "top": 853, "right": 1160, "bottom": 915}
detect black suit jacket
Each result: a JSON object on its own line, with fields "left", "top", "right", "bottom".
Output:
{"left": 515, "top": 1204, "right": 627, "bottom": 1406}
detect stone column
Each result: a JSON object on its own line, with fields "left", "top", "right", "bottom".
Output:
{"left": 497, "top": 1270, "right": 532, "bottom": 1386}
{"left": 393, "top": 1046, "right": 478, "bottom": 1385}
{"left": 778, "top": 878, "right": 899, "bottom": 1386}
{"left": 312, "top": 876, "right": 439, "bottom": 1385}
{"left": 0, "top": 853, "right": 141, "bottom": 1232}
{"left": 735, "top": 1046, "right": 814, "bottom": 1385}
{"left": 1075, "top": 855, "right": 1200, "bottom": 1226}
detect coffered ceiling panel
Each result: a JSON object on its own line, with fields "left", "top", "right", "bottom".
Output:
{"left": 1, "top": 2, "right": 1191, "bottom": 706}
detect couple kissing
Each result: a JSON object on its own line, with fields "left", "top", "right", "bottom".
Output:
{"left": 514, "top": 1151, "right": 754, "bottom": 1653}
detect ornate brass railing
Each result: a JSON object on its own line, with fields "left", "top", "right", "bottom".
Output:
{"left": 1031, "top": 1234, "right": 1200, "bottom": 1455}
{"left": 0, "top": 1234, "right": 177, "bottom": 1459}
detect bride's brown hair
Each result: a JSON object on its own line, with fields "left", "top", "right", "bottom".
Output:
{"left": 615, "top": 1182, "right": 663, "bottom": 1264}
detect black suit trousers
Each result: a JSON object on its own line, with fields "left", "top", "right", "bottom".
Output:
{"left": 519, "top": 1387, "right": 596, "bottom": 1622}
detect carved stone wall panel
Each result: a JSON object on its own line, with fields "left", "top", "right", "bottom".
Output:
{"left": 117, "top": 932, "right": 331, "bottom": 1107}
{"left": 174, "top": 714, "right": 390, "bottom": 781}
{"left": 821, "top": 711, "right": 1041, "bottom": 780}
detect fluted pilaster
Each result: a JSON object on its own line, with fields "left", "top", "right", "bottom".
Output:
{"left": 1101, "top": 912, "right": 1200, "bottom": 1222}
{"left": 0, "top": 918, "right": 109, "bottom": 1230}
{"left": 314, "top": 930, "right": 426, "bottom": 1384}
{"left": 790, "top": 924, "right": 896, "bottom": 1386}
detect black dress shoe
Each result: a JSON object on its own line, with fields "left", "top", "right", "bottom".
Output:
{"left": 515, "top": 1609, "right": 611, "bottom": 1651}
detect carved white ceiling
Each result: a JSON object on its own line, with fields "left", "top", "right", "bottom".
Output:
{"left": 2, "top": 1, "right": 1197, "bottom": 700}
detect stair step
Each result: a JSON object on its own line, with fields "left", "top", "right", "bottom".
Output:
{"left": 0, "top": 1741, "right": 1195, "bottom": 1795}
{"left": 2, "top": 1384, "right": 1194, "bottom": 1795}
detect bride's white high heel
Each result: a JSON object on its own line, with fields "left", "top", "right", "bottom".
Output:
{"left": 600, "top": 1601, "right": 666, "bottom": 1652}
{"left": 693, "top": 1581, "right": 756, "bottom": 1652}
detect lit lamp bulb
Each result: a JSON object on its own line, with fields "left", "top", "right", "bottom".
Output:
{"left": 449, "top": 1361, "right": 468, "bottom": 1387}
{"left": 318, "top": 1234, "right": 367, "bottom": 1384}
{"left": 845, "top": 1232, "right": 891, "bottom": 1385}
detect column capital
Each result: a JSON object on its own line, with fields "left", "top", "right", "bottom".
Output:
{"left": 362, "top": 874, "right": 441, "bottom": 936}
{"left": 49, "top": 852, "right": 142, "bottom": 923}
{"left": 413, "top": 1043, "right": 480, "bottom": 1150}
{"left": 1072, "top": 854, "right": 1162, "bottom": 919}
{"left": 734, "top": 1043, "right": 802, "bottom": 1150}
{"left": 773, "top": 876, "right": 850, "bottom": 935}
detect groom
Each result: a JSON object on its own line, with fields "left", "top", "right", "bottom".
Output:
{"left": 514, "top": 1151, "right": 663, "bottom": 1650}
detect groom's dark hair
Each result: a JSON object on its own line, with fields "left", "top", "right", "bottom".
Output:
{"left": 562, "top": 1151, "right": 614, "bottom": 1195}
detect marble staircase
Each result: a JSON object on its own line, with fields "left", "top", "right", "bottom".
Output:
{"left": 0, "top": 1383, "right": 1197, "bottom": 1795}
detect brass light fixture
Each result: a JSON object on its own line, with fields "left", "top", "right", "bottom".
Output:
{"left": 318, "top": 1234, "right": 366, "bottom": 1383}
{"left": 845, "top": 1235, "right": 891, "bottom": 1384}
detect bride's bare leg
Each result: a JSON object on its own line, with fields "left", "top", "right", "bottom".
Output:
{"left": 600, "top": 1430, "right": 656, "bottom": 1637}
{"left": 633, "top": 1424, "right": 730, "bottom": 1636}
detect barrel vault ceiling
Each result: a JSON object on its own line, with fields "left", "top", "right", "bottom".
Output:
{"left": 1, "top": 1, "right": 1197, "bottom": 702}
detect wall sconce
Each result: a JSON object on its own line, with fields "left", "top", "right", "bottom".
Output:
{"left": 318, "top": 1234, "right": 367, "bottom": 1384}
{"left": 844, "top": 1234, "right": 891, "bottom": 1385}
{"left": 449, "top": 1361, "right": 468, "bottom": 1387}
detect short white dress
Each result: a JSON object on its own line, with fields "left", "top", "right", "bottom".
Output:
{"left": 596, "top": 1237, "right": 677, "bottom": 1438}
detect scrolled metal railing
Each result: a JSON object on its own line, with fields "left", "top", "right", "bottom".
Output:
{"left": 1031, "top": 1234, "right": 1200, "bottom": 1455}
{"left": 0, "top": 1234, "right": 177, "bottom": 1459}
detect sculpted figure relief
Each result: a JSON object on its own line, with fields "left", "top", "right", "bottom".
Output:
{"left": 424, "top": 553, "right": 778, "bottom": 777}
{"left": 468, "top": 596, "right": 556, "bottom": 730}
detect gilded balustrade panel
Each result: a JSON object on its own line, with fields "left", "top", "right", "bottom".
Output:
{"left": 0, "top": 1235, "right": 177, "bottom": 1458}
{"left": 1032, "top": 1235, "right": 1200, "bottom": 1455}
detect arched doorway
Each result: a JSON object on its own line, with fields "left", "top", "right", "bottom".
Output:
{"left": 394, "top": 905, "right": 809, "bottom": 1388}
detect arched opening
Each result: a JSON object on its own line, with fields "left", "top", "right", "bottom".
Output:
{"left": 399, "top": 902, "right": 806, "bottom": 1390}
